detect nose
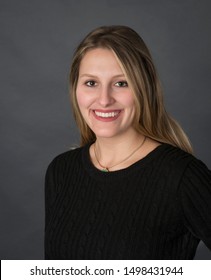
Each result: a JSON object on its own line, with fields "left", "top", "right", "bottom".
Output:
{"left": 97, "top": 85, "right": 115, "bottom": 107}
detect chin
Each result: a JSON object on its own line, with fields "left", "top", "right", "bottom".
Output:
{"left": 94, "top": 133, "right": 118, "bottom": 139}
{"left": 92, "top": 129, "right": 120, "bottom": 139}
{"left": 93, "top": 128, "right": 132, "bottom": 139}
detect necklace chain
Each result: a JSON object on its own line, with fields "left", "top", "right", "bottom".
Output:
{"left": 94, "top": 136, "right": 146, "bottom": 172}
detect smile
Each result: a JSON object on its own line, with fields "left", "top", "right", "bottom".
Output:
{"left": 95, "top": 111, "right": 120, "bottom": 118}
{"left": 92, "top": 110, "right": 122, "bottom": 121}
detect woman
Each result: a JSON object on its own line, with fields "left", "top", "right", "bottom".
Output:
{"left": 45, "top": 25, "right": 211, "bottom": 259}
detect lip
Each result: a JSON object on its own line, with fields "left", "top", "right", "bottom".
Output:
{"left": 92, "top": 109, "right": 122, "bottom": 122}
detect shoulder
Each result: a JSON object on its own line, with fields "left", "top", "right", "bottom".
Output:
{"left": 161, "top": 144, "right": 211, "bottom": 189}
{"left": 45, "top": 145, "right": 87, "bottom": 195}
{"left": 152, "top": 143, "right": 194, "bottom": 170}
{"left": 160, "top": 144, "right": 210, "bottom": 172}
{"left": 51, "top": 146, "right": 83, "bottom": 165}
{"left": 46, "top": 146, "right": 85, "bottom": 178}
{"left": 159, "top": 143, "right": 193, "bottom": 159}
{"left": 152, "top": 143, "right": 210, "bottom": 183}
{"left": 180, "top": 153, "right": 211, "bottom": 185}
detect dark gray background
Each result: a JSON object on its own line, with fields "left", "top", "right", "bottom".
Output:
{"left": 0, "top": 0, "right": 210, "bottom": 259}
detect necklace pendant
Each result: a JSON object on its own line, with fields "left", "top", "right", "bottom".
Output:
{"left": 101, "top": 168, "right": 109, "bottom": 172}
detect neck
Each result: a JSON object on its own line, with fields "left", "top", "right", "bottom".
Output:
{"left": 93, "top": 132, "right": 146, "bottom": 171}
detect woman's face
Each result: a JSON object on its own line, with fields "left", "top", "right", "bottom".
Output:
{"left": 76, "top": 48, "right": 136, "bottom": 140}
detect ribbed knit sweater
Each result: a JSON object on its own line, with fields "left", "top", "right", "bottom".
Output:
{"left": 45, "top": 143, "right": 211, "bottom": 259}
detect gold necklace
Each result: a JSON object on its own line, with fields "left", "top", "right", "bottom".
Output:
{"left": 94, "top": 136, "right": 146, "bottom": 172}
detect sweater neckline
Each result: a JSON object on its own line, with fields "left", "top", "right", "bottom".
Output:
{"left": 82, "top": 142, "right": 170, "bottom": 182}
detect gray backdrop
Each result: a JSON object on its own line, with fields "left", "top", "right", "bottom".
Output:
{"left": 0, "top": 0, "right": 210, "bottom": 259}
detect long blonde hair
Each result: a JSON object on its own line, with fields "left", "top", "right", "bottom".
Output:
{"left": 69, "top": 25, "right": 193, "bottom": 154}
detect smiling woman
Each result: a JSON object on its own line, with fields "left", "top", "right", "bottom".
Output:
{"left": 76, "top": 48, "right": 137, "bottom": 142}
{"left": 45, "top": 25, "right": 211, "bottom": 260}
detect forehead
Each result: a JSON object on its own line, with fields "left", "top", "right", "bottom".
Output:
{"left": 79, "top": 48, "right": 124, "bottom": 75}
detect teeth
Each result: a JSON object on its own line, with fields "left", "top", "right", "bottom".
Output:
{"left": 94, "top": 111, "right": 120, "bottom": 118}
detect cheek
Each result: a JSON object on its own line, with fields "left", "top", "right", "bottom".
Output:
{"left": 76, "top": 89, "right": 91, "bottom": 110}
{"left": 121, "top": 93, "right": 135, "bottom": 108}
{"left": 76, "top": 90, "right": 84, "bottom": 109}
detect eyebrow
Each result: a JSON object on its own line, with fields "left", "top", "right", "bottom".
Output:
{"left": 79, "top": 74, "right": 126, "bottom": 79}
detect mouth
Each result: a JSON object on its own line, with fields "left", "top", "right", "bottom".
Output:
{"left": 92, "top": 110, "right": 122, "bottom": 121}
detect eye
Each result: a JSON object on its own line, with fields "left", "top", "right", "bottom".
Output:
{"left": 115, "top": 81, "right": 128, "bottom": 87}
{"left": 85, "top": 80, "right": 97, "bottom": 87}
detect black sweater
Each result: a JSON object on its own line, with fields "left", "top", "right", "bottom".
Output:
{"left": 45, "top": 143, "right": 211, "bottom": 259}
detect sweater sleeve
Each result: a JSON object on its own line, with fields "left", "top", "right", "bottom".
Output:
{"left": 45, "top": 154, "right": 67, "bottom": 225}
{"left": 45, "top": 159, "right": 57, "bottom": 229}
{"left": 44, "top": 155, "right": 66, "bottom": 259}
{"left": 179, "top": 157, "right": 211, "bottom": 250}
